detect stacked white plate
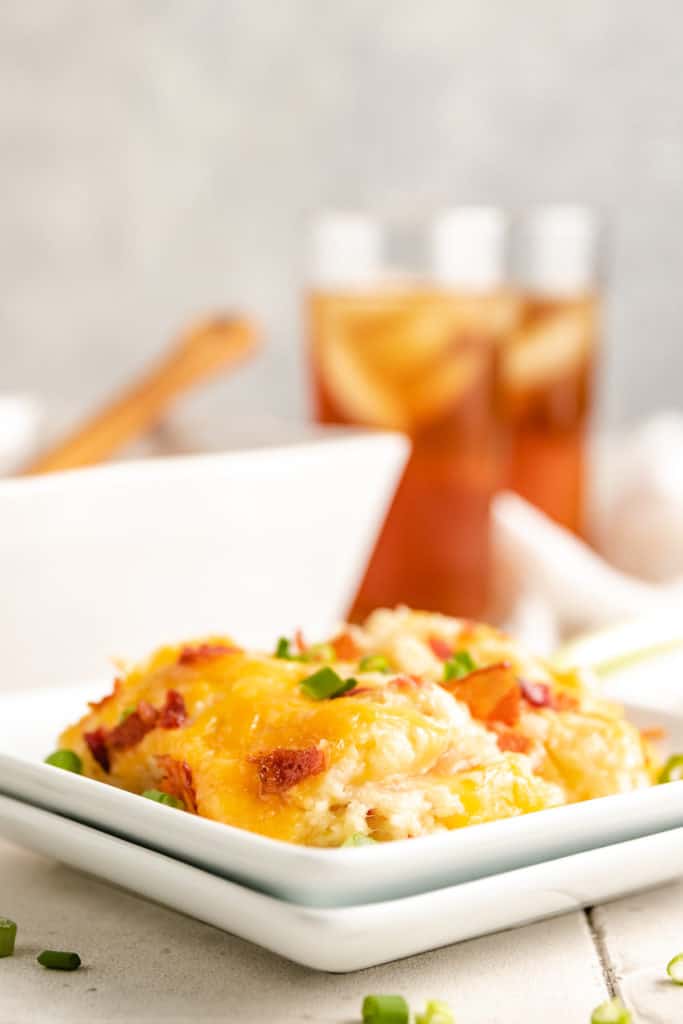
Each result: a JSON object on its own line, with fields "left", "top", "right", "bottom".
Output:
{"left": 2, "top": 434, "right": 683, "bottom": 971}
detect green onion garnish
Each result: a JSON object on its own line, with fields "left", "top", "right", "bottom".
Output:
{"left": 37, "top": 950, "right": 81, "bottom": 971}
{"left": 590, "top": 996, "right": 631, "bottom": 1023}
{"left": 300, "top": 643, "right": 336, "bottom": 663}
{"left": 667, "top": 952, "right": 683, "bottom": 983}
{"left": 300, "top": 666, "right": 357, "bottom": 700}
{"left": 443, "top": 650, "right": 476, "bottom": 682}
{"left": 362, "top": 994, "right": 410, "bottom": 1024}
{"left": 358, "top": 654, "right": 392, "bottom": 673}
{"left": 342, "top": 833, "right": 377, "bottom": 847}
{"left": 119, "top": 707, "right": 136, "bottom": 722}
{"left": 275, "top": 637, "right": 292, "bottom": 659}
{"left": 0, "top": 918, "right": 17, "bottom": 958}
{"left": 416, "top": 1000, "right": 455, "bottom": 1024}
{"left": 44, "top": 750, "right": 83, "bottom": 774}
{"left": 658, "top": 754, "right": 683, "bottom": 783}
{"left": 141, "top": 789, "right": 185, "bottom": 809}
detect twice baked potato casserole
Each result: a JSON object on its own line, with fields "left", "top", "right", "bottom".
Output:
{"left": 56, "top": 607, "right": 655, "bottom": 846}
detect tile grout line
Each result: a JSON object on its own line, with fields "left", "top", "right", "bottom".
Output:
{"left": 585, "top": 906, "right": 622, "bottom": 1000}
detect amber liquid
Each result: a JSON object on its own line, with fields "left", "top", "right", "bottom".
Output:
{"left": 308, "top": 287, "right": 519, "bottom": 620}
{"left": 500, "top": 294, "right": 597, "bottom": 535}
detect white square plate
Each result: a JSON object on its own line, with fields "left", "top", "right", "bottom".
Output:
{"left": 1, "top": 690, "right": 682, "bottom": 907}
{"left": 3, "top": 790, "right": 683, "bottom": 972}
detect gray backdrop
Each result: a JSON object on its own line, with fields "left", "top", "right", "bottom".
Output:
{"left": 2, "top": 1, "right": 681, "bottom": 429}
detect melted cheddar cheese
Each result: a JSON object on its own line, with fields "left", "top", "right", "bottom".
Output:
{"left": 58, "top": 607, "right": 654, "bottom": 846}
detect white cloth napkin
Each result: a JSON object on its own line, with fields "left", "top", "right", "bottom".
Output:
{"left": 494, "top": 412, "right": 683, "bottom": 653}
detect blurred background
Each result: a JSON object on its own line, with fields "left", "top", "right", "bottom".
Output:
{"left": 4, "top": 0, "right": 683, "bottom": 644}
{"left": 2, "top": 0, "right": 682, "bottom": 427}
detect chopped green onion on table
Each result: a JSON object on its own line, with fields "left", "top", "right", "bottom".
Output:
{"left": 362, "top": 994, "right": 410, "bottom": 1024}
{"left": 667, "top": 952, "right": 683, "bottom": 983}
{"left": 590, "top": 996, "right": 631, "bottom": 1023}
{"left": 0, "top": 918, "right": 17, "bottom": 958}
{"left": 44, "top": 749, "right": 82, "bottom": 774}
{"left": 37, "top": 950, "right": 81, "bottom": 971}
{"left": 416, "top": 998, "right": 455, "bottom": 1023}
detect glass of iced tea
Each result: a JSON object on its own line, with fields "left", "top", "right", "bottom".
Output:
{"left": 502, "top": 206, "right": 603, "bottom": 535}
{"left": 306, "top": 209, "right": 518, "bottom": 620}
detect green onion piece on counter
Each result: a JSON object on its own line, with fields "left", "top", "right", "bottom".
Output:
{"left": 416, "top": 999, "right": 455, "bottom": 1024}
{"left": 300, "top": 667, "right": 356, "bottom": 700}
{"left": 590, "top": 996, "right": 631, "bottom": 1023}
{"left": 342, "top": 833, "right": 377, "bottom": 847}
{"left": 658, "top": 754, "right": 683, "bottom": 783}
{"left": 358, "top": 654, "right": 392, "bottom": 673}
{"left": 667, "top": 952, "right": 683, "bottom": 983}
{"left": 300, "top": 643, "right": 336, "bottom": 663}
{"left": 37, "top": 950, "right": 81, "bottom": 971}
{"left": 0, "top": 918, "right": 17, "bottom": 958}
{"left": 362, "top": 994, "right": 410, "bottom": 1024}
{"left": 141, "top": 789, "right": 185, "bottom": 810}
{"left": 44, "top": 749, "right": 83, "bottom": 774}
{"left": 443, "top": 651, "right": 476, "bottom": 682}
{"left": 274, "top": 637, "right": 292, "bottom": 659}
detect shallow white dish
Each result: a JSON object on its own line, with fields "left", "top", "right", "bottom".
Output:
{"left": 0, "top": 432, "right": 407, "bottom": 691}
{"left": 3, "top": 790, "right": 683, "bottom": 973}
{"left": 1, "top": 687, "right": 682, "bottom": 907}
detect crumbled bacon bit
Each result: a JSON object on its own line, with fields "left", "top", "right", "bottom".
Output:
{"left": 490, "top": 723, "right": 533, "bottom": 754}
{"left": 641, "top": 726, "right": 666, "bottom": 742}
{"left": 248, "top": 746, "right": 327, "bottom": 795}
{"left": 551, "top": 690, "right": 579, "bottom": 711}
{"left": 520, "top": 680, "right": 553, "bottom": 707}
{"left": 445, "top": 661, "right": 521, "bottom": 726}
{"left": 428, "top": 635, "right": 454, "bottom": 661}
{"left": 84, "top": 728, "right": 110, "bottom": 772}
{"left": 392, "top": 674, "right": 424, "bottom": 690}
{"left": 178, "top": 643, "right": 240, "bottom": 666}
{"left": 336, "top": 685, "right": 374, "bottom": 698}
{"left": 85, "top": 690, "right": 189, "bottom": 767}
{"left": 107, "top": 701, "right": 158, "bottom": 751}
{"left": 156, "top": 755, "right": 197, "bottom": 813}
{"left": 158, "top": 690, "right": 188, "bottom": 729}
{"left": 294, "top": 628, "right": 308, "bottom": 654}
{"left": 330, "top": 631, "right": 361, "bottom": 660}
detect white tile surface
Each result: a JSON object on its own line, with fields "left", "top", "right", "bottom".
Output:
{"left": 0, "top": 840, "right": 608, "bottom": 1024}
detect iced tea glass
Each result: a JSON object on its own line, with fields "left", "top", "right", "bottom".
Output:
{"left": 306, "top": 211, "right": 515, "bottom": 620}
{"left": 503, "top": 207, "right": 602, "bottom": 534}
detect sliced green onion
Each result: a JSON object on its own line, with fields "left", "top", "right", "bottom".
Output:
{"left": 362, "top": 994, "right": 410, "bottom": 1024}
{"left": 300, "top": 643, "right": 336, "bottom": 663}
{"left": 37, "top": 950, "right": 81, "bottom": 971}
{"left": 119, "top": 706, "right": 136, "bottom": 722}
{"left": 141, "top": 789, "right": 185, "bottom": 810}
{"left": 590, "top": 996, "right": 631, "bottom": 1023}
{"left": 342, "top": 833, "right": 377, "bottom": 847}
{"left": 274, "top": 636, "right": 292, "bottom": 659}
{"left": 0, "top": 918, "right": 17, "bottom": 958}
{"left": 416, "top": 1000, "right": 455, "bottom": 1024}
{"left": 443, "top": 650, "right": 476, "bottom": 682}
{"left": 667, "top": 952, "right": 683, "bottom": 983}
{"left": 300, "top": 666, "right": 357, "bottom": 700}
{"left": 658, "top": 754, "right": 683, "bottom": 783}
{"left": 358, "top": 654, "right": 392, "bottom": 673}
{"left": 44, "top": 749, "right": 83, "bottom": 774}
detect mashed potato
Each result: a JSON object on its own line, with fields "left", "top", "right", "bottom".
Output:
{"left": 57, "top": 607, "right": 653, "bottom": 846}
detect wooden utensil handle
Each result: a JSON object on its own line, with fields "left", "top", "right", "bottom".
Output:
{"left": 23, "top": 316, "right": 258, "bottom": 475}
